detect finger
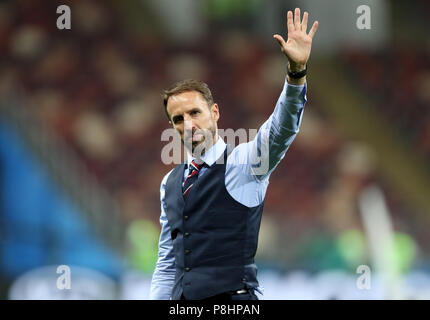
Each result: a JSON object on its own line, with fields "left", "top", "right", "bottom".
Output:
{"left": 302, "top": 11, "right": 308, "bottom": 33}
{"left": 287, "top": 10, "right": 294, "bottom": 34}
{"left": 308, "top": 21, "right": 319, "bottom": 39}
{"left": 273, "top": 34, "right": 286, "bottom": 48}
{"left": 294, "top": 8, "right": 300, "bottom": 31}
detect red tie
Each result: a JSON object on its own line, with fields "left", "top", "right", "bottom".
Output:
{"left": 182, "top": 160, "right": 202, "bottom": 198}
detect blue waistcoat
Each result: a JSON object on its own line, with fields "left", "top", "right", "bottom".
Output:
{"left": 164, "top": 146, "right": 264, "bottom": 300}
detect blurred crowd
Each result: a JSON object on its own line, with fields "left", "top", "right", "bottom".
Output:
{"left": 0, "top": 0, "right": 426, "bottom": 271}
{"left": 340, "top": 48, "right": 430, "bottom": 164}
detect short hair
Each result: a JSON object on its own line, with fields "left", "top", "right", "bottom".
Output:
{"left": 163, "top": 79, "right": 214, "bottom": 121}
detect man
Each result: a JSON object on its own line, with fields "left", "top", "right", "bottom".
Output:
{"left": 150, "top": 8, "right": 318, "bottom": 300}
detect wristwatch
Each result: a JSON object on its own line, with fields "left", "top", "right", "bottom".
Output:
{"left": 287, "top": 63, "right": 307, "bottom": 79}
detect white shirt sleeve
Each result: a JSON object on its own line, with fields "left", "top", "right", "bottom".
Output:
{"left": 149, "top": 170, "right": 176, "bottom": 300}
{"left": 225, "top": 80, "right": 307, "bottom": 207}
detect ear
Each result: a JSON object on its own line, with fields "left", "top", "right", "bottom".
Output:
{"left": 211, "top": 103, "right": 220, "bottom": 122}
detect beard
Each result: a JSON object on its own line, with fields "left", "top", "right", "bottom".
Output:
{"left": 182, "top": 122, "right": 217, "bottom": 157}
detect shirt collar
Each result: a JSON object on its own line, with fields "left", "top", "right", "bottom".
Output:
{"left": 186, "top": 136, "right": 226, "bottom": 168}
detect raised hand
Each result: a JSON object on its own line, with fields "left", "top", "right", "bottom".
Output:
{"left": 273, "top": 8, "right": 318, "bottom": 72}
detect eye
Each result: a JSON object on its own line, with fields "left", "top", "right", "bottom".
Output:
{"left": 173, "top": 116, "right": 183, "bottom": 124}
{"left": 191, "top": 110, "right": 200, "bottom": 116}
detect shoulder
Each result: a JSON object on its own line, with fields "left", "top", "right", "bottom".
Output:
{"left": 160, "top": 168, "right": 175, "bottom": 205}
{"left": 160, "top": 168, "right": 175, "bottom": 189}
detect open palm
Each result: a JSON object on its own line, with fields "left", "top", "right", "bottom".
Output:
{"left": 274, "top": 8, "right": 318, "bottom": 70}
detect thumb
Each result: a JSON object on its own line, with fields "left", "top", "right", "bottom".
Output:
{"left": 273, "top": 34, "right": 286, "bottom": 48}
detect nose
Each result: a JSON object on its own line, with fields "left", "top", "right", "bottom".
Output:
{"left": 184, "top": 118, "right": 195, "bottom": 132}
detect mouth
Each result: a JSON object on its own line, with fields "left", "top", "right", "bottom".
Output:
{"left": 185, "top": 131, "right": 204, "bottom": 143}
{"left": 191, "top": 133, "right": 204, "bottom": 142}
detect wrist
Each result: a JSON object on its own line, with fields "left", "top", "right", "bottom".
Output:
{"left": 287, "top": 75, "right": 306, "bottom": 85}
{"left": 288, "top": 61, "right": 306, "bottom": 73}
{"left": 286, "top": 62, "right": 307, "bottom": 85}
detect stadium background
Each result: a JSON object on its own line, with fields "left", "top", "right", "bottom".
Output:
{"left": 0, "top": 0, "right": 429, "bottom": 299}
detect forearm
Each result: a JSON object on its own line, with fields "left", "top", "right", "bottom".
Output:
{"left": 275, "top": 80, "right": 307, "bottom": 133}
{"left": 151, "top": 176, "right": 176, "bottom": 300}
{"left": 149, "top": 232, "right": 175, "bottom": 300}
{"left": 267, "top": 80, "right": 306, "bottom": 162}
{"left": 249, "top": 80, "right": 306, "bottom": 179}
{"left": 149, "top": 264, "right": 175, "bottom": 300}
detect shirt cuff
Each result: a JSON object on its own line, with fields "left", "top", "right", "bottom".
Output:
{"left": 285, "top": 79, "right": 306, "bottom": 88}
{"left": 284, "top": 80, "right": 307, "bottom": 108}
{"left": 149, "top": 285, "right": 173, "bottom": 300}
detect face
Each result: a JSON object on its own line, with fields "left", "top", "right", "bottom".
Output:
{"left": 166, "top": 91, "right": 219, "bottom": 155}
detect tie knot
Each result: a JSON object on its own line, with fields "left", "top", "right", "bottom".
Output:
{"left": 183, "top": 159, "right": 203, "bottom": 198}
{"left": 190, "top": 160, "right": 202, "bottom": 172}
